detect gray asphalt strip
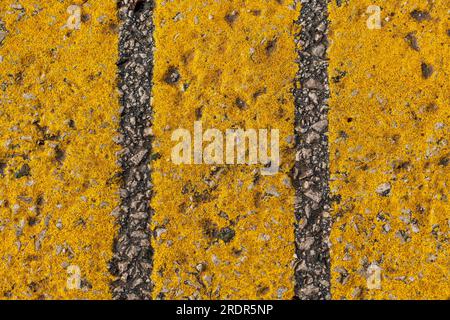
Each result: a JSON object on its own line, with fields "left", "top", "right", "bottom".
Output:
{"left": 109, "top": 0, "right": 154, "bottom": 300}
{"left": 293, "top": 0, "right": 332, "bottom": 300}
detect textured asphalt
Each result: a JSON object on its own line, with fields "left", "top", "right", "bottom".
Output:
{"left": 0, "top": 0, "right": 448, "bottom": 300}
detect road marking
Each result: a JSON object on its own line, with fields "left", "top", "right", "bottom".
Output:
{"left": 1, "top": 0, "right": 447, "bottom": 301}
{"left": 0, "top": 1, "right": 119, "bottom": 299}
{"left": 329, "top": 0, "right": 449, "bottom": 299}
{"left": 151, "top": 0, "right": 298, "bottom": 299}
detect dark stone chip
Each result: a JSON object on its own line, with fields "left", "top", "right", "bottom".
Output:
{"left": 256, "top": 285, "right": 269, "bottom": 296}
{"left": 332, "top": 69, "right": 347, "bottom": 83}
{"left": 163, "top": 66, "right": 180, "bottom": 84}
{"left": 424, "top": 104, "right": 438, "bottom": 112}
{"left": 224, "top": 11, "right": 239, "bottom": 25}
{"left": 28, "top": 216, "right": 38, "bottom": 226}
{"left": 252, "top": 87, "right": 267, "bottom": 100}
{"left": 67, "top": 119, "right": 76, "bottom": 128}
{"left": 80, "top": 278, "right": 93, "bottom": 290}
{"left": 195, "top": 107, "right": 202, "bottom": 120}
{"left": 410, "top": 10, "right": 431, "bottom": 22}
{"left": 218, "top": 227, "right": 235, "bottom": 243}
{"left": 421, "top": 62, "right": 434, "bottom": 79}
{"left": 392, "top": 160, "right": 411, "bottom": 172}
{"left": 201, "top": 219, "right": 219, "bottom": 239}
{"left": 378, "top": 187, "right": 391, "bottom": 197}
{"left": 405, "top": 32, "right": 419, "bottom": 51}
{"left": 133, "top": 0, "right": 154, "bottom": 14}
{"left": 265, "top": 39, "right": 277, "bottom": 55}
{"left": 339, "top": 130, "right": 348, "bottom": 139}
{"left": 218, "top": 211, "right": 229, "bottom": 220}
{"left": 235, "top": 97, "right": 247, "bottom": 109}
{"left": 15, "top": 164, "right": 30, "bottom": 179}
{"left": 0, "top": 162, "right": 6, "bottom": 176}
{"left": 330, "top": 194, "right": 342, "bottom": 204}
{"left": 438, "top": 156, "right": 449, "bottom": 167}
{"left": 55, "top": 147, "right": 65, "bottom": 163}
{"left": 81, "top": 14, "right": 91, "bottom": 23}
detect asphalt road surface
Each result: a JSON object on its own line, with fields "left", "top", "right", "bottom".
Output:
{"left": 0, "top": 0, "right": 448, "bottom": 300}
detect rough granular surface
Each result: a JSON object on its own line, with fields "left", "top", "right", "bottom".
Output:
{"left": 0, "top": 0, "right": 119, "bottom": 299}
{"left": 328, "top": 0, "right": 449, "bottom": 299}
{"left": 151, "top": 0, "right": 298, "bottom": 299}
{"left": 0, "top": 0, "right": 448, "bottom": 301}
{"left": 109, "top": 0, "right": 154, "bottom": 301}
{"left": 293, "top": 0, "right": 331, "bottom": 300}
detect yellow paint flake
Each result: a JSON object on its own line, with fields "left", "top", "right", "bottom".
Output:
{"left": 152, "top": 0, "right": 298, "bottom": 299}
{"left": 0, "top": 0, "right": 119, "bottom": 299}
{"left": 329, "top": 0, "right": 449, "bottom": 299}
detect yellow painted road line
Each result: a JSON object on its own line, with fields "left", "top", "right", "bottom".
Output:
{"left": 0, "top": 1, "right": 119, "bottom": 299}
{"left": 329, "top": 0, "right": 449, "bottom": 299}
{"left": 152, "top": 0, "right": 298, "bottom": 299}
